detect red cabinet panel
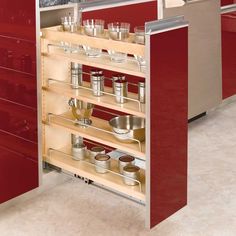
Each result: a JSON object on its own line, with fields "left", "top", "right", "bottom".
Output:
{"left": 0, "top": 145, "right": 38, "bottom": 204}
{"left": 222, "top": 11, "right": 236, "bottom": 99}
{"left": 0, "top": 68, "right": 37, "bottom": 108}
{"left": 148, "top": 27, "right": 188, "bottom": 228}
{"left": 0, "top": 0, "right": 38, "bottom": 204}
{"left": 0, "top": 99, "right": 37, "bottom": 143}
{"left": 0, "top": 0, "right": 36, "bottom": 41}
{"left": 221, "top": 0, "right": 236, "bottom": 6}
{"left": 0, "top": 36, "right": 36, "bottom": 75}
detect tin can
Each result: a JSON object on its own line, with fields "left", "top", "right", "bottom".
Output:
{"left": 94, "top": 154, "right": 111, "bottom": 174}
{"left": 71, "top": 62, "right": 82, "bottom": 89}
{"left": 118, "top": 155, "right": 135, "bottom": 174}
{"left": 72, "top": 143, "right": 87, "bottom": 161}
{"left": 138, "top": 80, "right": 145, "bottom": 104}
{"left": 114, "top": 78, "right": 128, "bottom": 104}
{"left": 91, "top": 74, "right": 104, "bottom": 96}
{"left": 90, "top": 146, "right": 106, "bottom": 163}
{"left": 123, "top": 165, "right": 140, "bottom": 186}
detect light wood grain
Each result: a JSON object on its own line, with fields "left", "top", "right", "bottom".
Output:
{"left": 45, "top": 111, "right": 146, "bottom": 159}
{"left": 43, "top": 81, "right": 145, "bottom": 118}
{"left": 44, "top": 146, "right": 145, "bottom": 201}
{"left": 42, "top": 47, "right": 145, "bottom": 78}
{"left": 41, "top": 26, "right": 145, "bottom": 57}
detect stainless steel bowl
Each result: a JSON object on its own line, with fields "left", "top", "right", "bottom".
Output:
{"left": 109, "top": 115, "right": 145, "bottom": 142}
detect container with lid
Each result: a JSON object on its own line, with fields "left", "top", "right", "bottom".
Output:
{"left": 118, "top": 155, "right": 135, "bottom": 173}
{"left": 90, "top": 74, "right": 104, "bottom": 96}
{"left": 123, "top": 165, "right": 140, "bottom": 186}
{"left": 72, "top": 143, "right": 87, "bottom": 161}
{"left": 71, "top": 62, "right": 82, "bottom": 89}
{"left": 90, "top": 146, "right": 106, "bottom": 163}
{"left": 94, "top": 154, "right": 111, "bottom": 174}
{"left": 113, "top": 78, "right": 128, "bottom": 104}
{"left": 138, "top": 80, "right": 145, "bottom": 104}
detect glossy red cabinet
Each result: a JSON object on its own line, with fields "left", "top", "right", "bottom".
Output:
{"left": 222, "top": 9, "right": 236, "bottom": 99}
{"left": 0, "top": 0, "right": 38, "bottom": 204}
{"left": 221, "top": 0, "right": 236, "bottom": 6}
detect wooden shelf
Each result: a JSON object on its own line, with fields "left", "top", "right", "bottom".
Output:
{"left": 42, "top": 47, "right": 145, "bottom": 78}
{"left": 44, "top": 146, "right": 145, "bottom": 202}
{"left": 43, "top": 81, "right": 145, "bottom": 118}
{"left": 41, "top": 26, "right": 145, "bottom": 57}
{"left": 45, "top": 111, "right": 146, "bottom": 159}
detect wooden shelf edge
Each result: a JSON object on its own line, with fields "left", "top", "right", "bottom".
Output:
{"left": 43, "top": 82, "right": 146, "bottom": 118}
{"left": 44, "top": 112, "right": 146, "bottom": 159}
{"left": 43, "top": 149, "right": 145, "bottom": 202}
{"left": 42, "top": 51, "right": 145, "bottom": 78}
{"left": 41, "top": 26, "right": 145, "bottom": 57}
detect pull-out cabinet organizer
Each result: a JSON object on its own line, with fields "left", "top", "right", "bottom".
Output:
{"left": 41, "top": 12, "right": 188, "bottom": 228}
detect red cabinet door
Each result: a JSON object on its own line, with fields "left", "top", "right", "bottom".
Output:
{"left": 0, "top": 0, "right": 38, "bottom": 204}
{"left": 222, "top": 9, "right": 236, "bottom": 99}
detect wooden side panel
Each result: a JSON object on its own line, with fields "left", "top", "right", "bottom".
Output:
{"left": 222, "top": 11, "right": 236, "bottom": 99}
{"left": 148, "top": 27, "right": 188, "bottom": 228}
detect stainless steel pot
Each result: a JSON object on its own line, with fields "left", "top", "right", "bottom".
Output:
{"left": 123, "top": 165, "right": 140, "bottom": 186}
{"left": 109, "top": 115, "right": 145, "bottom": 142}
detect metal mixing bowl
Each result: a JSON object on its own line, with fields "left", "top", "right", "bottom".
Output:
{"left": 109, "top": 115, "right": 145, "bottom": 142}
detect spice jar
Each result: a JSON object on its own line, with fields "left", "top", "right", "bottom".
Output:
{"left": 71, "top": 62, "right": 82, "bottom": 89}
{"left": 138, "top": 80, "right": 145, "bottom": 104}
{"left": 95, "top": 154, "right": 111, "bottom": 174}
{"left": 123, "top": 165, "right": 140, "bottom": 186}
{"left": 118, "top": 155, "right": 135, "bottom": 174}
{"left": 90, "top": 146, "right": 106, "bottom": 163}
{"left": 113, "top": 78, "right": 128, "bottom": 104}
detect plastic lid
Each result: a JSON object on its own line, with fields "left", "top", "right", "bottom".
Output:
{"left": 119, "top": 155, "right": 135, "bottom": 163}
{"left": 95, "top": 154, "right": 110, "bottom": 161}
{"left": 123, "top": 165, "right": 140, "bottom": 173}
{"left": 91, "top": 146, "right": 105, "bottom": 152}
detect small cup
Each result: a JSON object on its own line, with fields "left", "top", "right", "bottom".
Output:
{"left": 95, "top": 154, "right": 111, "bottom": 174}
{"left": 134, "top": 26, "right": 146, "bottom": 72}
{"left": 90, "top": 74, "right": 104, "bottom": 97}
{"left": 134, "top": 26, "right": 145, "bottom": 44}
{"left": 123, "top": 165, "right": 140, "bottom": 186}
{"left": 90, "top": 146, "right": 106, "bottom": 163}
{"left": 118, "top": 155, "right": 135, "bottom": 174}
{"left": 138, "top": 79, "right": 145, "bottom": 104}
{"left": 108, "top": 22, "right": 130, "bottom": 62}
{"left": 83, "top": 19, "right": 104, "bottom": 57}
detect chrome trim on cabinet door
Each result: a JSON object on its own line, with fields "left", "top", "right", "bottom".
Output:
{"left": 221, "top": 4, "right": 236, "bottom": 14}
{"left": 79, "top": 0, "right": 155, "bottom": 12}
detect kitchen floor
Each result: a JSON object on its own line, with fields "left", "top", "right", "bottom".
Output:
{"left": 0, "top": 99, "right": 236, "bottom": 236}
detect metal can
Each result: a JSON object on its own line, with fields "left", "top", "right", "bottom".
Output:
{"left": 114, "top": 78, "right": 128, "bottom": 104}
{"left": 91, "top": 74, "right": 104, "bottom": 96}
{"left": 71, "top": 134, "right": 83, "bottom": 146}
{"left": 123, "top": 165, "right": 140, "bottom": 186}
{"left": 118, "top": 155, "right": 135, "bottom": 174}
{"left": 94, "top": 154, "right": 111, "bottom": 174}
{"left": 138, "top": 80, "right": 145, "bottom": 104}
{"left": 72, "top": 143, "right": 87, "bottom": 161}
{"left": 71, "top": 62, "right": 82, "bottom": 89}
{"left": 112, "top": 74, "right": 126, "bottom": 93}
{"left": 90, "top": 146, "right": 106, "bottom": 163}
